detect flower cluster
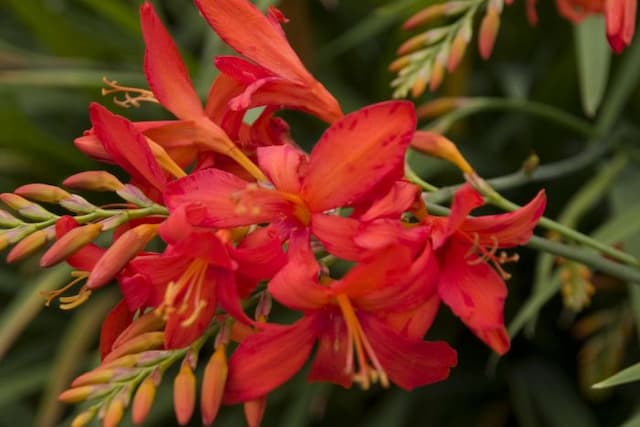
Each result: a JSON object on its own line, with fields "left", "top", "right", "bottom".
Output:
{"left": 0, "top": 1, "right": 546, "bottom": 426}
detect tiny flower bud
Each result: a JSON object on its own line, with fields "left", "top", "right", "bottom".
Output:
{"left": 113, "top": 311, "right": 165, "bottom": 349}
{"left": 59, "top": 195, "right": 97, "bottom": 214}
{"left": 447, "top": 24, "right": 471, "bottom": 72}
{"left": 1, "top": 193, "right": 55, "bottom": 221}
{"left": 417, "top": 97, "right": 469, "bottom": 118}
{"left": 99, "top": 354, "right": 138, "bottom": 370}
{"left": 86, "top": 223, "right": 159, "bottom": 289}
{"left": 40, "top": 223, "right": 102, "bottom": 267}
{"left": 116, "top": 184, "right": 154, "bottom": 208}
{"left": 59, "top": 385, "right": 110, "bottom": 403}
{"left": 102, "top": 332, "right": 165, "bottom": 363}
{"left": 14, "top": 184, "right": 71, "bottom": 203}
{"left": 411, "top": 131, "right": 474, "bottom": 174}
{"left": 403, "top": 4, "right": 446, "bottom": 29}
{"left": 73, "top": 135, "right": 112, "bottom": 163}
{"left": 429, "top": 60, "right": 445, "bottom": 92}
{"left": 102, "top": 397, "right": 125, "bottom": 427}
{"left": 63, "top": 171, "right": 124, "bottom": 192}
{"left": 0, "top": 209, "right": 22, "bottom": 227}
{"left": 244, "top": 396, "right": 267, "bottom": 427}
{"left": 201, "top": 346, "right": 228, "bottom": 426}
{"left": 134, "top": 350, "right": 173, "bottom": 366}
{"left": 7, "top": 227, "right": 54, "bottom": 263}
{"left": 174, "top": 361, "right": 196, "bottom": 425}
{"left": 71, "top": 367, "right": 137, "bottom": 387}
{"left": 71, "top": 409, "right": 96, "bottom": 427}
{"left": 1, "top": 193, "right": 31, "bottom": 210}
{"left": 478, "top": 10, "right": 500, "bottom": 59}
{"left": 132, "top": 374, "right": 158, "bottom": 424}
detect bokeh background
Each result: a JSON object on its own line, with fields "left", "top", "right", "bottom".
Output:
{"left": 2, "top": 0, "right": 640, "bottom": 426}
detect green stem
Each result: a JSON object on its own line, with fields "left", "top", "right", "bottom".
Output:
{"left": 428, "top": 97, "right": 598, "bottom": 138}
{"left": 405, "top": 162, "right": 438, "bottom": 192}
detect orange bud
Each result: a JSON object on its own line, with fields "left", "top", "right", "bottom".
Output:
{"left": 388, "top": 55, "right": 410, "bottom": 73}
{"left": 71, "top": 368, "right": 137, "bottom": 387}
{"left": 0, "top": 193, "right": 54, "bottom": 220}
{"left": 174, "top": 362, "right": 196, "bottom": 425}
{"left": 404, "top": 4, "right": 447, "bottom": 29}
{"left": 99, "top": 354, "right": 139, "bottom": 370}
{"left": 411, "top": 131, "right": 474, "bottom": 174}
{"left": 430, "top": 60, "right": 445, "bottom": 92}
{"left": 40, "top": 223, "right": 102, "bottom": 267}
{"left": 201, "top": 346, "right": 228, "bottom": 426}
{"left": 63, "top": 171, "right": 124, "bottom": 192}
{"left": 0, "top": 209, "right": 21, "bottom": 227}
{"left": 59, "top": 385, "right": 110, "bottom": 403}
{"left": 14, "top": 184, "right": 71, "bottom": 203}
{"left": 86, "top": 223, "right": 159, "bottom": 289}
{"left": 244, "top": 396, "right": 267, "bottom": 427}
{"left": 132, "top": 375, "right": 157, "bottom": 425}
{"left": 7, "top": 227, "right": 54, "bottom": 263}
{"left": 147, "top": 139, "right": 187, "bottom": 179}
{"left": 113, "top": 311, "right": 165, "bottom": 350}
{"left": 0, "top": 193, "right": 31, "bottom": 210}
{"left": 71, "top": 409, "right": 97, "bottom": 427}
{"left": 411, "top": 69, "right": 429, "bottom": 98}
{"left": 102, "top": 397, "right": 125, "bottom": 427}
{"left": 417, "top": 97, "right": 469, "bottom": 118}
{"left": 447, "top": 25, "right": 471, "bottom": 72}
{"left": 115, "top": 184, "right": 154, "bottom": 208}
{"left": 102, "top": 332, "right": 165, "bottom": 364}
{"left": 478, "top": 10, "right": 500, "bottom": 59}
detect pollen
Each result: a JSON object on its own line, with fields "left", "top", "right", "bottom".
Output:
{"left": 463, "top": 233, "right": 519, "bottom": 279}
{"left": 101, "top": 77, "right": 159, "bottom": 108}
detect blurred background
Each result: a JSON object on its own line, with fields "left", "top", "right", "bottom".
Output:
{"left": 1, "top": 0, "right": 640, "bottom": 426}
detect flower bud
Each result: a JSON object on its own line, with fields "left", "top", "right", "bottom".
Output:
{"left": 40, "top": 223, "right": 102, "bottom": 267}
{"left": 102, "top": 332, "right": 165, "bottom": 364}
{"left": 59, "top": 384, "right": 110, "bottom": 403}
{"left": 0, "top": 209, "right": 22, "bottom": 228}
{"left": 86, "top": 223, "right": 159, "bottom": 289}
{"left": 63, "top": 171, "right": 124, "bottom": 192}
{"left": 71, "top": 367, "right": 137, "bottom": 387}
{"left": 102, "top": 397, "right": 125, "bottom": 427}
{"left": 71, "top": 409, "right": 96, "bottom": 427}
{"left": 113, "top": 311, "right": 165, "bottom": 349}
{"left": 411, "top": 131, "right": 474, "bottom": 174}
{"left": 116, "top": 184, "right": 154, "bottom": 208}
{"left": 447, "top": 24, "right": 471, "bottom": 72}
{"left": 417, "top": 97, "right": 469, "bottom": 119}
{"left": 73, "top": 134, "right": 112, "bottom": 163}
{"left": 478, "top": 10, "right": 500, "bottom": 59}
{"left": 174, "top": 361, "right": 196, "bottom": 425}
{"left": 59, "top": 195, "right": 97, "bottom": 214}
{"left": 244, "top": 396, "right": 267, "bottom": 427}
{"left": 6, "top": 227, "right": 54, "bottom": 263}
{"left": 201, "top": 346, "right": 228, "bottom": 426}
{"left": 1, "top": 193, "right": 54, "bottom": 220}
{"left": 14, "top": 184, "right": 71, "bottom": 203}
{"left": 132, "top": 374, "right": 158, "bottom": 425}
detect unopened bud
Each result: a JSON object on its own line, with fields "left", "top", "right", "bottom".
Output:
{"left": 71, "top": 367, "right": 137, "bottom": 387}
{"left": 411, "top": 131, "right": 474, "bottom": 174}
{"left": 147, "top": 139, "right": 186, "bottom": 179}
{"left": 102, "top": 397, "right": 125, "bottom": 427}
{"left": 174, "top": 361, "right": 196, "bottom": 425}
{"left": 397, "top": 28, "right": 449, "bottom": 55}
{"left": 201, "top": 346, "right": 228, "bottom": 426}
{"left": 244, "top": 396, "right": 267, "bottom": 427}
{"left": 113, "top": 311, "right": 165, "bottom": 350}
{"left": 71, "top": 409, "right": 97, "bottom": 427}
{"left": 116, "top": 184, "right": 154, "bottom": 208}
{"left": 73, "top": 134, "right": 112, "bottom": 163}
{"left": 447, "top": 24, "right": 471, "bottom": 72}
{"left": 0, "top": 209, "right": 22, "bottom": 228}
{"left": 86, "top": 223, "right": 159, "bottom": 289}
{"left": 14, "top": 184, "right": 71, "bottom": 203}
{"left": 40, "top": 223, "right": 102, "bottom": 267}
{"left": 59, "top": 384, "right": 110, "bottom": 403}
{"left": 102, "top": 332, "right": 165, "bottom": 364}
{"left": 411, "top": 68, "right": 430, "bottom": 98}
{"left": 134, "top": 350, "right": 173, "bottom": 367}
{"left": 7, "top": 226, "right": 54, "bottom": 263}
{"left": 99, "top": 354, "right": 138, "bottom": 370}
{"left": 63, "top": 171, "right": 124, "bottom": 192}
{"left": 0, "top": 193, "right": 54, "bottom": 221}
{"left": 403, "top": 2, "right": 470, "bottom": 29}
{"left": 2, "top": 225, "right": 36, "bottom": 248}
{"left": 430, "top": 60, "right": 445, "bottom": 92}
{"left": 417, "top": 97, "right": 469, "bottom": 118}
{"left": 522, "top": 153, "right": 540, "bottom": 175}
{"left": 478, "top": 10, "right": 500, "bottom": 59}
{"left": 388, "top": 55, "right": 410, "bottom": 73}
{"left": 59, "top": 195, "right": 97, "bottom": 214}
{"left": 132, "top": 374, "right": 158, "bottom": 424}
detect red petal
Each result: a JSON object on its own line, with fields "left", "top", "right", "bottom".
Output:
{"left": 223, "top": 316, "right": 318, "bottom": 404}
{"left": 359, "top": 180, "right": 420, "bottom": 221}
{"left": 302, "top": 101, "right": 416, "bottom": 212}
{"left": 437, "top": 183, "right": 484, "bottom": 247}
{"left": 89, "top": 103, "right": 167, "bottom": 192}
{"left": 460, "top": 189, "right": 546, "bottom": 248}
{"left": 195, "top": 0, "right": 311, "bottom": 82}
{"left": 310, "top": 214, "right": 363, "bottom": 261}
{"left": 308, "top": 312, "right": 352, "bottom": 388}
{"left": 360, "top": 313, "right": 457, "bottom": 390}
{"left": 216, "top": 270, "right": 253, "bottom": 325}
{"left": 165, "top": 168, "right": 299, "bottom": 228}
{"left": 437, "top": 238, "right": 510, "bottom": 354}
{"left": 232, "top": 225, "right": 287, "bottom": 285}
{"left": 140, "top": 2, "right": 203, "bottom": 119}
{"left": 267, "top": 230, "right": 330, "bottom": 311}
{"left": 99, "top": 300, "right": 134, "bottom": 360}
{"left": 383, "top": 294, "right": 441, "bottom": 340}
{"left": 257, "top": 145, "right": 305, "bottom": 193}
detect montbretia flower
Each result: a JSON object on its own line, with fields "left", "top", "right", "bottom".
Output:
{"left": 221, "top": 230, "right": 457, "bottom": 404}
{"left": 164, "top": 101, "right": 416, "bottom": 259}
{"left": 195, "top": 0, "right": 343, "bottom": 124}
{"left": 424, "top": 184, "right": 546, "bottom": 354}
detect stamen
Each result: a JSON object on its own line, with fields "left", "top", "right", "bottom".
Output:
{"left": 155, "top": 259, "right": 210, "bottom": 326}
{"left": 462, "top": 233, "right": 518, "bottom": 280}
{"left": 102, "top": 77, "right": 159, "bottom": 108}
{"left": 335, "top": 294, "right": 389, "bottom": 390}
{"left": 41, "top": 271, "right": 90, "bottom": 307}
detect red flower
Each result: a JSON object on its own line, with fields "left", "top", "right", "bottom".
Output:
{"left": 222, "top": 230, "right": 457, "bottom": 404}
{"left": 425, "top": 184, "right": 546, "bottom": 354}
{"left": 164, "top": 101, "right": 416, "bottom": 259}
{"left": 606, "top": 0, "right": 637, "bottom": 53}
{"left": 195, "top": 0, "right": 343, "bottom": 124}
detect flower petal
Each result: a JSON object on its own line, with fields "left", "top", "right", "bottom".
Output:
{"left": 437, "top": 238, "right": 510, "bottom": 354}
{"left": 140, "top": 2, "right": 203, "bottom": 119}
{"left": 360, "top": 313, "right": 457, "bottom": 390}
{"left": 89, "top": 103, "right": 167, "bottom": 192}
{"left": 308, "top": 312, "right": 352, "bottom": 388}
{"left": 359, "top": 180, "right": 420, "bottom": 221}
{"left": 223, "top": 316, "right": 318, "bottom": 404}
{"left": 195, "top": 0, "right": 311, "bottom": 82}
{"left": 257, "top": 145, "right": 305, "bottom": 193}
{"left": 310, "top": 214, "right": 363, "bottom": 261}
{"left": 99, "top": 300, "right": 134, "bottom": 360}
{"left": 461, "top": 189, "right": 546, "bottom": 248}
{"left": 302, "top": 101, "right": 416, "bottom": 212}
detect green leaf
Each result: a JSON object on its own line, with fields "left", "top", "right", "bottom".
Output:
{"left": 592, "top": 361, "right": 640, "bottom": 388}
{"left": 574, "top": 16, "right": 611, "bottom": 117}
{"left": 618, "top": 409, "right": 640, "bottom": 427}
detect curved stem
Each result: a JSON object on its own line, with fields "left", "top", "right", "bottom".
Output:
{"left": 427, "top": 97, "right": 598, "bottom": 138}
